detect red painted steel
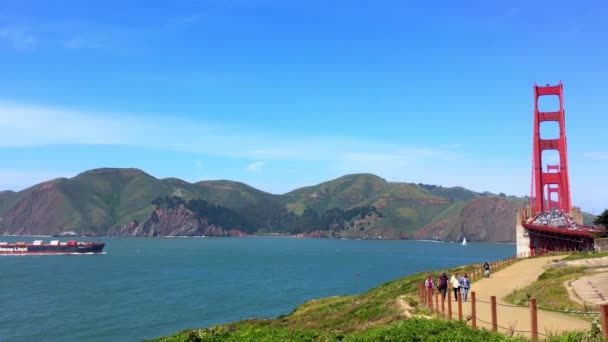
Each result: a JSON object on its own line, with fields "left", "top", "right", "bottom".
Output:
{"left": 530, "top": 82, "right": 572, "bottom": 214}
{"left": 546, "top": 164, "right": 561, "bottom": 209}
{"left": 522, "top": 82, "right": 601, "bottom": 254}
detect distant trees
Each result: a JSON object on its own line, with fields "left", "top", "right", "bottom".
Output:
{"left": 150, "top": 196, "right": 382, "bottom": 235}
{"left": 498, "top": 192, "right": 506, "bottom": 197}
{"left": 594, "top": 209, "right": 608, "bottom": 228}
{"left": 593, "top": 210, "right": 608, "bottom": 238}
{"left": 418, "top": 183, "right": 442, "bottom": 191}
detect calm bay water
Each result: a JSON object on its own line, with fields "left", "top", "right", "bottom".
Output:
{"left": 0, "top": 237, "right": 514, "bottom": 341}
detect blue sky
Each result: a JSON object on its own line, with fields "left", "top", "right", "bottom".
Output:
{"left": 0, "top": 1, "right": 606, "bottom": 213}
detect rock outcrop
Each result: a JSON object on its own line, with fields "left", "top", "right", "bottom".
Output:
{"left": 109, "top": 204, "right": 246, "bottom": 237}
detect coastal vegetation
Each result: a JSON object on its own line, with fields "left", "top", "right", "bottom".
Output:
{"left": 594, "top": 210, "right": 608, "bottom": 228}
{"left": 149, "top": 319, "right": 531, "bottom": 342}
{"left": 593, "top": 209, "right": 608, "bottom": 237}
{"left": 562, "top": 251, "right": 608, "bottom": 261}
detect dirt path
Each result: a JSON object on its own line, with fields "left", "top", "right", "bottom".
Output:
{"left": 448, "top": 256, "right": 591, "bottom": 338}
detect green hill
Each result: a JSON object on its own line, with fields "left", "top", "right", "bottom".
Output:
{"left": 0, "top": 167, "right": 580, "bottom": 241}
{"left": 281, "top": 174, "right": 490, "bottom": 238}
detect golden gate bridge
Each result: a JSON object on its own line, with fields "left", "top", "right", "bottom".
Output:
{"left": 518, "top": 82, "right": 601, "bottom": 256}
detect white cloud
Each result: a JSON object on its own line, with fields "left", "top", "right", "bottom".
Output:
{"left": 246, "top": 161, "right": 264, "bottom": 172}
{"left": 0, "top": 100, "right": 462, "bottom": 166}
{"left": 0, "top": 26, "right": 37, "bottom": 50}
{"left": 582, "top": 152, "right": 608, "bottom": 161}
{"left": 0, "top": 101, "right": 130, "bottom": 146}
{"left": 63, "top": 35, "right": 112, "bottom": 51}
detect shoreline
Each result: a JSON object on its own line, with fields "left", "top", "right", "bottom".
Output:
{"left": 1, "top": 234, "right": 518, "bottom": 244}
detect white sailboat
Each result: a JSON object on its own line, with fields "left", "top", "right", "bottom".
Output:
{"left": 461, "top": 236, "right": 467, "bottom": 245}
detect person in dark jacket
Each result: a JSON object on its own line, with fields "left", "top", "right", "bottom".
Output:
{"left": 437, "top": 272, "right": 448, "bottom": 301}
{"left": 483, "top": 262, "right": 491, "bottom": 278}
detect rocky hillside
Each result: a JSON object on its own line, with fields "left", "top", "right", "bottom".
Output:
{"left": 0, "top": 168, "right": 545, "bottom": 241}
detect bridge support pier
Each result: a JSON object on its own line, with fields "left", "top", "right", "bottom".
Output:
{"left": 516, "top": 209, "right": 530, "bottom": 257}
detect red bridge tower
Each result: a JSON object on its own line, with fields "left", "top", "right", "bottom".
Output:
{"left": 520, "top": 82, "right": 600, "bottom": 255}
{"left": 530, "top": 82, "right": 572, "bottom": 215}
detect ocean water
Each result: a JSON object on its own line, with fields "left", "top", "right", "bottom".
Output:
{"left": 0, "top": 237, "right": 514, "bottom": 341}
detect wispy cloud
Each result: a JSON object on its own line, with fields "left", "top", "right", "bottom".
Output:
{"left": 582, "top": 152, "right": 608, "bottom": 161}
{"left": 246, "top": 161, "right": 264, "bottom": 172}
{"left": 63, "top": 34, "right": 113, "bottom": 51}
{"left": 0, "top": 26, "right": 37, "bottom": 50}
{"left": 0, "top": 14, "right": 151, "bottom": 53}
{"left": 0, "top": 100, "right": 459, "bottom": 166}
{"left": 119, "top": 71, "right": 246, "bottom": 88}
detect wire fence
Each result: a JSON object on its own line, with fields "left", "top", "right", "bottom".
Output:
{"left": 475, "top": 316, "right": 548, "bottom": 337}
{"left": 475, "top": 297, "right": 601, "bottom": 315}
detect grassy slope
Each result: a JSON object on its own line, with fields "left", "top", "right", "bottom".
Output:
{"left": 0, "top": 190, "right": 17, "bottom": 213}
{"left": 282, "top": 174, "right": 475, "bottom": 234}
{"left": 193, "top": 180, "right": 277, "bottom": 210}
{"left": 60, "top": 169, "right": 175, "bottom": 233}
{"left": 150, "top": 319, "right": 531, "bottom": 342}
{"left": 0, "top": 182, "right": 66, "bottom": 215}
{"left": 428, "top": 186, "right": 479, "bottom": 201}
{"left": 0, "top": 169, "right": 281, "bottom": 235}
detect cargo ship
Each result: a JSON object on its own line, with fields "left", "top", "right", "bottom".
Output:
{"left": 0, "top": 239, "right": 105, "bottom": 255}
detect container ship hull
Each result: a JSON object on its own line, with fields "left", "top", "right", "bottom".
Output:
{"left": 0, "top": 241, "right": 105, "bottom": 255}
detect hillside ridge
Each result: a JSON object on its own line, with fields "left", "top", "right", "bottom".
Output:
{"left": 0, "top": 167, "right": 548, "bottom": 241}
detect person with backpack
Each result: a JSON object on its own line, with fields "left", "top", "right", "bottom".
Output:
{"left": 437, "top": 272, "right": 448, "bottom": 301}
{"left": 483, "top": 262, "right": 491, "bottom": 278}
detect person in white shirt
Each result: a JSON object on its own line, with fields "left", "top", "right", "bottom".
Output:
{"left": 450, "top": 272, "right": 461, "bottom": 301}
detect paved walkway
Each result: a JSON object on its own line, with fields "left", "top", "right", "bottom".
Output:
{"left": 451, "top": 256, "right": 591, "bottom": 338}
{"left": 570, "top": 273, "right": 608, "bottom": 305}
{"left": 563, "top": 256, "right": 608, "bottom": 306}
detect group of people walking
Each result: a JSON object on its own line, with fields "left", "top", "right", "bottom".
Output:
{"left": 424, "top": 262, "right": 491, "bottom": 303}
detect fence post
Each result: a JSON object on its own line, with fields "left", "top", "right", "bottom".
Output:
{"left": 458, "top": 290, "right": 463, "bottom": 321}
{"left": 491, "top": 296, "right": 497, "bottom": 332}
{"left": 471, "top": 291, "right": 476, "bottom": 329}
{"left": 600, "top": 304, "right": 608, "bottom": 338}
{"left": 448, "top": 291, "right": 452, "bottom": 320}
{"left": 427, "top": 289, "right": 433, "bottom": 311}
{"left": 418, "top": 283, "right": 423, "bottom": 304}
{"left": 441, "top": 291, "right": 445, "bottom": 318}
{"left": 530, "top": 298, "right": 538, "bottom": 340}
{"left": 435, "top": 290, "right": 439, "bottom": 313}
